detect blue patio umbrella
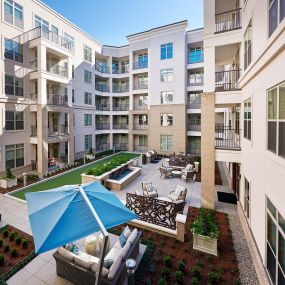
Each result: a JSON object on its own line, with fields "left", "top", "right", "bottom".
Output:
{"left": 25, "top": 180, "right": 137, "bottom": 284}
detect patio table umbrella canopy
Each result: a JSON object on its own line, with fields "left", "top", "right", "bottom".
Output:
{"left": 25, "top": 180, "right": 137, "bottom": 254}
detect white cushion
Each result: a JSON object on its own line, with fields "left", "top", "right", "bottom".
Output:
{"left": 145, "top": 183, "right": 152, "bottom": 192}
{"left": 91, "top": 263, "right": 109, "bottom": 277}
{"left": 74, "top": 255, "right": 92, "bottom": 269}
{"left": 58, "top": 247, "right": 75, "bottom": 261}
{"left": 174, "top": 185, "right": 185, "bottom": 197}
{"left": 168, "top": 193, "right": 178, "bottom": 202}
{"left": 108, "top": 256, "right": 123, "bottom": 280}
{"left": 123, "top": 226, "right": 132, "bottom": 239}
{"left": 104, "top": 246, "right": 121, "bottom": 262}
{"left": 119, "top": 241, "right": 130, "bottom": 259}
{"left": 128, "top": 228, "right": 138, "bottom": 244}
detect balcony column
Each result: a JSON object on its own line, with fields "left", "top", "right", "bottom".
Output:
{"left": 201, "top": 92, "right": 215, "bottom": 209}
{"left": 37, "top": 106, "right": 48, "bottom": 175}
{"left": 129, "top": 51, "right": 134, "bottom": 111}
{"left": 37, "top": 44, "right": 47, "bottom": 105}
{"left": 203, "top": 46, "right": 215, "bottom": 93}
{"left": 67, "top": 111, "right": 74, "bottom": 165}
{"left": 37, "top": 44, "right": 46, "bottom": 72}
{"left": 128, "top": 114, "right": 134, "bottom": 152}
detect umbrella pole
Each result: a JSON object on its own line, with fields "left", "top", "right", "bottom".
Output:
{"left": 78, "top": 186, "right": 109, "bottom": 285}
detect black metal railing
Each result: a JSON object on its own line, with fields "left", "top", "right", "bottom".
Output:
{"left": 112, "top": 84, "right": 129, "bottom": 93}
{"left": 31, "top": 126, "right": 37, "bottom": 137}
{"left": 215, "top": 69, "right": 241, "bottom": 91}
{"left": 133, "top": 145, "right": 148, "bottom": 152}
{"left": 133, "top": 82, "right": 148, "bottom": 90}
{"left": 215, "top": 8, "right": 241, "bottom": 33}
{"left": 126, "top": 193, "right": 185, "bottom": 230}
{"left": 46, "top": 60, "right": 68, "bottom": 77}
{"left": 112, "top": 65, "right": 129, "bottom": 74}
{"left": 48, "top": 124, "right": 68, "bottom": 137}
{"left": 96, "top": 123, "right": 110, "bottom": 130}
{"left": 113, "top": 123, "right": 129, "bottom": 130}
{"left": 112, "top": 104, "right": 129, "bottom": 111}
{"left": 95, "top": 83, "right": 110, "bottom": 92}
{"left": 48, "top": 95, "right": 68, "bottom": 106}
{"left": 95, "top": 63, "right": 110, "bottom": 74}
{"left": 187, "top": 124, "right": 201, "bottom": 132}
{"left": 96, "top": 144, "right": 110, "bottom": 151}
{"left": 113, "top": 143, "right": 128, "bottom": 150}
{"left": 133, "top": 61, "right": 148, "bottom": 69}
{"left": 133, "top": 103, "right": 148, "bottom": 110}
{"left": 215, "top": 126, "right": 241, "bottom": 150}
{"left": 96, "top": 104, "right": 110, "bottom": 111}
{"left": 133, "top": 124, "right": 148, "bottom": 130}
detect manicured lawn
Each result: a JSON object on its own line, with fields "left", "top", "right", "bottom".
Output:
{"left": 11, "top": 152, "right": 140, "bottom": 200}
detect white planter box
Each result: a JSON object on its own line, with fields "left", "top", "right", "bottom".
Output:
{"left": 0, "top": 178, "right": 17, "bottom": 189}
{"left": 86, "top": 154, "right": 95, "bottom": 160}
{"left": 193, "top": 233, "right": 218, "bottom": 256}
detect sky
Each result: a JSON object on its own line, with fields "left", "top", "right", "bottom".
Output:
{"left": 41, "top": 0, "right": 203, "bottom": 46}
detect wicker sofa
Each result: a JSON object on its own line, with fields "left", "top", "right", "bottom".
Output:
{"left": 53, "top": 230, "right": 142, "bottom": 285}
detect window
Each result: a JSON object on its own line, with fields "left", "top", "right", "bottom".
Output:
{"left": 189, "top": 47, "right": 204, "bottom": 63}
{"left": 161, "top": 91, "right": 174, "bottom": 104}
{"left": 72, "top": 65, "right": 75, "bottom": 79}
{"left": 160, "top": 114, "right": 173, "bottom": 127}
{"left": 139, "top": 135, "right": 148, "bottom": 146}
{"left": 4, "top": 38, "right": 23, "bottom": 63}
{"left": 188, "top": 92, "right": 201, "bottom": 108}
{"left": 84, "top": 135, "right": 92, "bottom": 151}
{"left": 160, "top": 68, "right": 174, "bottom": 82}
{"left": 84, "top": 114, "right": 92, "bottom": 126}
{"left": 189, "top": 70, "right": 204, "bottom": 85}
{"left": 269, "top": 0, "right": 285, "bottom": 37}
{"left": 244, "top": 20, "right": 252, "bottom": 70}
{"left": 51, "top": 25, "right": 58, "bottom": 35}
{"left": 266, "top": 197, "right": 285, "bottom": 285}
{"left": 244, "top": 98, "right": 252, "bottom": 140}
{"left": 84, "top": 45, "right": 92, "bottom": 63}
{"left": 244, "top": 178, "right": 250, "bottom": 220}
{"left": 5, "top": 144, "right": 24, "bottom": 169}
{"left": 4, "top": 0, "right": 23, "bottom": 29}
{"left": 5, "top": 75, "right": 23, "bottom": 96}
{"left": 267, "top": 83, "right": 285, "bottom": 158}
{"left": 35, "top": 15, "right": 49, "bottom": 38}
{"left": 5, "top": 111, "right": 24, "bottom": 130}
{"left": 160, "top": 135, "right": 173, "bottom": 151}
{"left": 161, "top": 43, "right": 173, "bottom": 60}
{"left": 84, "top": 92, "right": 92, "bottom": 105}
{"left": 188, "top": 136, "right": 201, "bottom": 155}
{"left": 64, "top": 32, "right": 74, "bottom": 52}
{"left": 72, "top": 89, "right": 75, "bottom": 103}
{"left": 138, "top": 115, "right": 148, "bottom": 125}
{"left": 84, "top": 70, "right": 92, "bottom": 84}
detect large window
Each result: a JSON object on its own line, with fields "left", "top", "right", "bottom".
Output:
{"left": 161, "top": 91, "right": 174, "bottom": 104}
{"left": 189, "top": 70, "right": 204, "bottom": 86}
{"left": 244, "top": 178, "right": 250, "bottom": 220}
{"left": 244, "top": 20, "right": 252, "bottom": 70}
{"left": 64, "top": 32, "right": 74, "bottom": 52}
{"left": 84, "top": 92, "right": 92, "bottom": 105}
{"left": 267, "top": 83, "right": 285, "bottom": 158}
{"left": 139, "top": 135, "right": 148, "bottom": 146}
{"left": 5, "top": 75, "right": 23, "bottom": 96}
{"left": 266, "top": 197, "right": 285, "bottom": 285}
{"left": 84, "top": 70, "right": 92, "bottom": 84}
{"left": 269, "top": 0, "right": 285, "bottom": 37}
{"left": 160, "top": 68, "right": 174, "bottom": 82}
{"left": 138, "top": 115, "right": 148, "bottom": 125}
{"left": 160, "top": 135, "right": 173, "bottom": 151}
{"left": 5, "top": 144, "right": 24, "bottom": 169}
{"left": 84, "top": 114, "right": 92, "bottom": 126}
{"left": 189, "top": 47, "right": 204, "bottom": 63}
{"left": 4, "top": 38, "right": 23, "bottom": 63}
{"left": 84, "top": 135, "right": 92, "bottom": 151}
{"left": 84, "top": 45, "right": 92, "bottom": 63}
{"left": 160, "top": 43, "right": 173, "bottom": 60}
{"left": 35, "top": 15, "right": 49, "bottom": 38}
{"left": 5, "top": 111, "right": 24, "bottom": 131}
{"left": 188, "top": 92, "right": 201, "bottom": 108}
{"left": 160, "top": 114, "right": 173, "bottom": 127}
{"left": 4, "top": 0, "right": 23, "bottom": 29}
{"left": 244, "top": 98, "right": 252, "bottom": 140}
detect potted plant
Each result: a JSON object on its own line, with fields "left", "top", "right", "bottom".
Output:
{"left": 0, "top": 168, "right": 17, "bottom": 189}
{"left": 190, "top": 208, "right": 219, "bottom": 256}
{"left": 86, "top": 148, "right": 95, "bottom": 160}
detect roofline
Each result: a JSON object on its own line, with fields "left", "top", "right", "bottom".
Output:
{"left": 103, "top": 44, "right": 129, "bottom": 49}
{"left": 127, "top": 20, "right": 188, "bottom": 38}
{"left": 187, "top": 27, "right": 204, "bottom": 33}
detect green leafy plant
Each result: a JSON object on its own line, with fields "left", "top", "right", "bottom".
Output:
{"left": 4, "top": 168, "right": 16, "bottom": 179}
{"left": 163, "top": 255, "right": 172, "bottom": 267}
{"left": 207, "top": 271, "right": 221, "bottom": 284}
{"left": 22, "top": 239, "right": 29, "bottom": 249}
{"left": 191, "top": 265, "right": 201, "bottom": 279}
{"left": 10, "top": 248, "right": 18, "bottom": 257}
{"left": 174, "top": 270, "right": 184, "bottom": 283}
{"left": 9, "top": 232, "right": 16, "bottom": 241}
{"left": 158, "top": 278, "right": 167, "bottom": 285}
{"left": 0, "top": 254, "right": 4, "bottom": 266}
{"left": 161, "top": 267, "right": 170, "bottom": 280}
{"left": 190, "top": 208, "right": 219, "bottom": 239}
{"left": 15, "top": 236, "right": 22, "bottom": 245}
{"left": 3, "top": 244, "right": 9, "bottom": 253}
{"left": 2, "top": 229, "right": 9, "bottom": 238}
{"left": 0, "top": 239, "right": 3, "bottom": 247}
{"left": 178, "top": 259, "right": 185, "bottom": 272}
{"left": 191, "top": 277, "right": 200, "bottom": 285}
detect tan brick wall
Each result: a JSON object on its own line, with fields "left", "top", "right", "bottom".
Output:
{"left": 201, "top": 93, "right": 215, "bottom": 209}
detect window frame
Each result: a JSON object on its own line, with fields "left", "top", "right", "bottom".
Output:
{"left": 4, "top": 0, "right": 23, "bottom": 29}
{"left": 84, "top": 44, "right": 92, "bottom": 63}
{"left": 160, "top": 135, "right": 173, "bottom": 151}
{"left": 244, "top": 178, "right": 250, "bottom": 220}
{"left": 84, "top": 114, "right": 92, "bottom": 127}
{"left": 160, "top": 42, "right": 173, "bottom": 60}
{"left": 244, "top": 19, "right": 252, "bottom": 70}
{"left": 84, "top": 70, "right": 92, "bottom": 84}
{"left": 4, "top": 38, "right": 23, "bottom": 63}
{"left": 160, "top": 113, "right": 173, "bottom": 127}
{"left": 84, "top": 92, "right": 92, "bottom": 105}
{"left": 161, "top": 91, "right": 174, "bottom": 104}
{"left": 5, "top": 111, "right": 24, "bottom": 131}
{"left": 243, "top": 98, "right": 252, "bottom": 141}
{"left": 5, "top": 74, "right": 23, "bottom": 96}
{"left": 84, "top": 134, "right": 92, "bottom": 151}
{"left": 5, "top": 143, "right": 24, "bottom": 169}
{"left": 160, "top": 68, "right": 174, "bottom": 82}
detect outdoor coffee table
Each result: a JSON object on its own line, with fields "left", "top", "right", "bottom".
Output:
{"left": 172, "top": 170, "right": 182, "bottom": 178}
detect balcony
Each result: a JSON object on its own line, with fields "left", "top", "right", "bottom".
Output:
{"left": 133, "top": 145, "right": 147, "bottom": 152}
{"left": 187, "top": 147, "right": 201, "bottom": 156}
{"left": 95, "top": 63, "right": 110, "bottom": 74}
{"left": 133, "top": 61, "right": 148, "bottom": 70}
{"left": 187, "top": 124, "right": 201, "bottom": 132}
{"left": 215, "top": 126, "right": 241, "bottom": 150}
{"left": 133, "top": 103, "right": 148, "bottom": 110}
{"left": 215, "top": 8, "right": 241, "bottom": 33}
{"left": 113, "top": 123, "right": 129, "bottom": 130}
{"left": 96, "top": 123, "right": 110, "bottom": 130}
{"left": 95, "top": 83, "right": 110, "bottom": 92}
{"left": 47, "top": 61, "right": 68, "bottom": 78}
{"left": 31, "top": 126, "right": 37, "bottom": 137}
{"left": 113, "top": 104, "right": 129, "bottom": 111}
{"left": 133, "top": 82, "right": 148, "bottom": 90}
{"left": 113, "top": 143, "right": 128, "bottom": 150}
{"left": 188, "top": 53, "right": 204, "bottom": 64}
{"left": 215, "top": 69, "right": 241, "bottom": 91}
{"left": 112, "top": 65, "right": 129, "bottom": 74}
{"left": 112, "top": 84, "right": 129, "bottom": 93}
{"left": 188, "top": 76, "right": 204, "bottom": 86}
{"left": 96, "top": 144, "right": 110, "bottom": 152}
{"left": 48, "top": 124, "right": 68, "bottom": 137}
{"left": 96, "top": 104, "right": 110, "bottom": 111}
{"left": 133, "top": 124, "right": 148, "bottom": 130}
{"left": 48, "top": 95, "right": 68, "bottom": 106}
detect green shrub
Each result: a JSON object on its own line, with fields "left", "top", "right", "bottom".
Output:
{"left": 5, "top": 168, "right": 15, "bottom": 179}
{"left": 157, "top": 278, "right": 167, "bottom": 285}
{"left": 174, "top": 270, "right": 184, "bottom": 283}
{"left": 207, "top": 271, "right": 221, "bottom": 284}
{"left": 191, "top": 265, "right": 201, "bottom": 279}
{"left": 191, "top": 277, "right": 200, "bottom": 285}
{"left": 3, "top": 244, "right": 9, "bottom": 252}
{"left": 163, "top": 255, "right": 172, "bottom": 267}
{"left": 22, "top": 239, "right": 29, "bottom": 249}
{"left": 10, "top": 248, "right": 18, "bottom": 257}
{"left": 0, "top": 254, "right": 4, "bottom": 266}
{"left": 0, "top": 239, "right": 3, "bottom": 247}
{"left": 2, "top": 229, "right": 9, "bottom": 238}
{"left": 15, "top": 236, "right": 22, "bottom": 245}
{"left": 178, "top": 259, "right": 185, "bottom": 272}
{"left": 161, "top": 267, "right": 170, "bottom": 279}
{"left": 9, "top": 232, "right": 16, "bottom": 241}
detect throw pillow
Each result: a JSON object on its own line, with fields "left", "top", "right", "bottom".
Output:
{"left": 104, "top": 259, "right": 113, "bottom": 269}
{"left": 123, "top": 226, "right": 132, "bottom": 239}
{"left": 65, "top": 242, "right": 74, "bottom": 252}
{"left": 145, "top": 183, "right": 152, "bottom": 192}
{"left": 119, "top": 233, "right": 127, "bottom": 247}
{"left": 72, "top": 244, "right": 79, "bottom": 255}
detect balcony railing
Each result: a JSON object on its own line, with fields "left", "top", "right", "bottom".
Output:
{"left": 48, "top": 124, "right": 68, "bottom": 137}
{"left": 188, "top": 76, "right": 204, "bottom": 86}
{"left": 112, "top": 84, "right": 129, "bottom": 93}
{"left": 31, "top": 126, "right": 37, "bottom": 137}
{"left": 48, "top": 95, "right": 68, "bottom": 106}
{"left": 47, "top": 61, "right": 68, "bottom": 77}
{"left": 133, "top": 123, "right": 148, "bottom": 130}
{"left": 113, "top": 123, "right": 129, "bottom": 130}
{"left": 215, "top": 8, "right": 241, "bottom": 33}
{"left": 215, "top": 126, "right": 241, "bottom": 150}
{"left": 133, "top": 145, "right": 148, "bottom": 152}
{"left": 188, "top": 53, "right": 204, "bottom": 64}
{"left": 188, "top": 100, "right": 201, "bottom": 109}
{"left": 187, "top": 147, "right": 201, "bottom": 156}
{"left": 112, "top": 65, "right": 129, "bottom": 74}
{"left": 113, "top": 143, "right": 128, "bottom": 150}
{"left": 95, "top": 83, "right": 110, "bottom": 92}
{"left": 133, "top": 103, "right": 148, "bottom": 110}
{"left": 96, "top": 104, "right": 110, "bottom": 111}
{"left": 95, "top": 63, "right": 110, "bottom": 74}
{"left": 133, "top": 61, "right": 148, "bottom": 69}
{"left": 187, "top": 124, "right": 201, "bottom": 132}
{"left": 215, "top": 69, "right": 241, "bottom": 91}
{"left": 113, "top": 104, "right": 129, "bottom": 111}
{"left": 133, "top": 82, "right": 148, "bottom": 90}
{"left": 96, "top": 144, "right": 110, "bottom": 151}
{"left": 96, "top": 123, "right": 110, "bottom": 130}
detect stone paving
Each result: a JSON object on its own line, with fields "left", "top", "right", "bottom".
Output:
{"left": 0, "top": 158, "right": 259, "bottom": 284}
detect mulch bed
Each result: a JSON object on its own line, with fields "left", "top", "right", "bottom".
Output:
{"left": 121, "top": 207, "right": 240, "bottom": 285}
{"left": 195, "top": 162, "right": 223, "bottom": 185}
{"left": 0, "top": 225, "right": 35, "bottom": 281}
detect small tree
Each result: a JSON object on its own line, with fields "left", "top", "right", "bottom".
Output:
{"left": 5, "top": 168, "right": 15, "bottom": 179}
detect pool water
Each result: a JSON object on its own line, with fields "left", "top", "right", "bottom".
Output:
{"left": 112, "top": 169, "right": 133, "bottom": 181}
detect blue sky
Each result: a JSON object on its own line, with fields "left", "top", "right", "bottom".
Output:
{"left": 41, "top": 0, "right": 203, "bottom": 46}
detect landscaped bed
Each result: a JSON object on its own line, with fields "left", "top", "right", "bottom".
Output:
{"left": 0, "top": 225, "right": 35, "bottom": 283}
{"left": 9, "top": 152, "right": 140, "bottom": 200}
{"left": 116, "top": 207, "right": 240, "bottom": 285}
